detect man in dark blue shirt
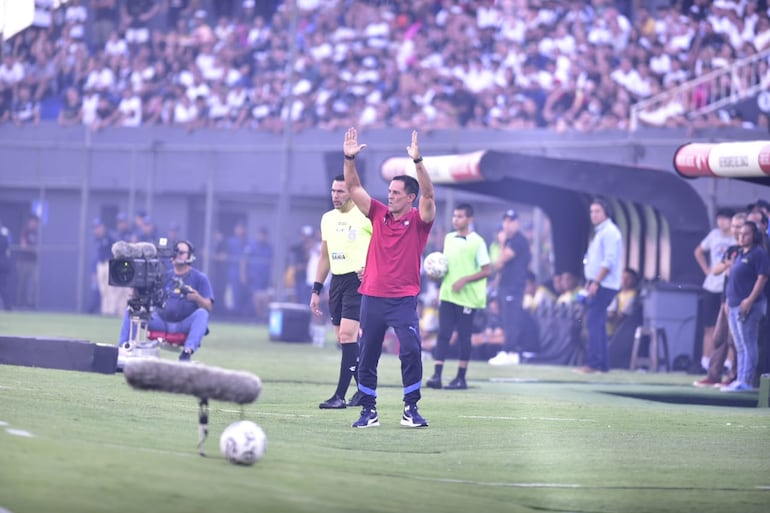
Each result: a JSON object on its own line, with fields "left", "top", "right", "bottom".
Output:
{"left": 488, "top": 209, "right": 532, "bottom": 366}
{"left": 118, "top": 240, "right": 214, "bottom": 361}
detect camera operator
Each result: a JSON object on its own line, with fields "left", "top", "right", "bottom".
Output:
{"left": 117, "top": 240, "right": 214, "bottom": 361}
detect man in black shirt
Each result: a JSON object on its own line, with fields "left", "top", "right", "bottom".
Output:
{"left": 488, "top": 209, "right": 531, "bottom": 366}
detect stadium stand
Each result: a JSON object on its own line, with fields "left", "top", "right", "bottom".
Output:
{"left": 0, "top": 0, "right": 768, "bottom": 132}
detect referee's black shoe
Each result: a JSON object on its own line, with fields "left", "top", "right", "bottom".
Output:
{"left": 319, "top": 395, "right": 347, "bottom": 409}
{"left": 425, "top": 375, "right": 442, "bottom": 389}
{"left": 445, "top": 376, "right": 467, "bottom": 390}
{"left": 347, "top": 390, "right": 364, "bottom": 407}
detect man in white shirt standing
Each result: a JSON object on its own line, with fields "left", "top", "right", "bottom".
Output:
{"left": 694, "top": 208, "right": 736, "bottom": 371}
{"left": 577, "top": 197, "right": 623, "bottom": 374}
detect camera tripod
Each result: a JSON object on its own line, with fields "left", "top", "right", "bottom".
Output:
{"left": 120, "top": 309, "right": 160, "bottom": 359}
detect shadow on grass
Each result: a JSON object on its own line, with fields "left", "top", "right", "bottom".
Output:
{"left": 602, "top": 390, "right": 759, "bottom": 408}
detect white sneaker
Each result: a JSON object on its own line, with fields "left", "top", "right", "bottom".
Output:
{"left": 488, "top": 351, "right": 520, "bottom": 366}
{"left": 720, "top": 380, "right": 753, "bottom": 392}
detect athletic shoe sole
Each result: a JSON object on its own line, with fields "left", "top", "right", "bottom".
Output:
{"left": 400, "top": 417, "right": 429, "bottom": 428}
{"left": 352, "top": 418, "right": 379, "bottom": 428}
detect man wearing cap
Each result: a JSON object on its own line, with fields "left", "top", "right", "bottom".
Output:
{"left": 488, "top": 209, "right": 531, "bottom": 366}
{"left": 114, "top": 212, "right": 133, "bottom": 242}
{"left": 578, "top": 198, "right": 623, "bottom": 374}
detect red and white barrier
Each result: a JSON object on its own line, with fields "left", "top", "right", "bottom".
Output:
{"left": 381, "top": 150, "right": 486, "bottom": 184}
{"left": 674, "top": 141, "right": 770, "bottom": 179}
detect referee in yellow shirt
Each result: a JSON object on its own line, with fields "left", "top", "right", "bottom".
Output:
{"left": 311, "top": 174, "right": 373, "bottom": 409}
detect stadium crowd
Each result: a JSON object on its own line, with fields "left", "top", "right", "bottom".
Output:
{"left": 1, "top": 0, "right": 769, "bottom": 133}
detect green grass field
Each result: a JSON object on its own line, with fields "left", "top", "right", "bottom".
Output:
{"left": 1, "top": 311, "right": 769, "bottom": 513}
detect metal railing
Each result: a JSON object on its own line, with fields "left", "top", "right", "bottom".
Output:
{"left": 630, "top": 47, "right": 770, "bottom": 131}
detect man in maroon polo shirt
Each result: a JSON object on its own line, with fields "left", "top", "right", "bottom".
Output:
{"left": 342, "top": 128, "right": 436, "bottom": 428}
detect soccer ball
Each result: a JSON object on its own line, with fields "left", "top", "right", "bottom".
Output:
{"left": 423, "top": 251, "right": 448, "bottom": 280}
{"left": 219, "top": 420, "right": 267, "bottom": 466}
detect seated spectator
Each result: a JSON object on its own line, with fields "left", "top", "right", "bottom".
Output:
{"left": 471, "top": 294, "right": 505, "bottom": 360}
{"left": 606, "top": 268, "right": 640, "bottom": 338}
{"left": 0, "top": 54, "right": 25, "bottom": 91}
{"left": 11, "top": 86, "right": 40, "bottom": 126}
{"left": 116, "top": 87, "right": 142, "bottom": 127}
{"left": 557, "top": 271, "right": 582, "bottom": 304}
{"left": 172, "top": 89, "right": 198, "bottom": 129}
{"left": 57, "top": 87, "right": 82, "bottom": 126}
{"left": 524, "top": 270, "right": 557, "bottom": 313}
{"left": 636, "top": 90, "right": 686, "bottom": 127}
{"left": 104, "top": 30, "right": 129, "bottom": 58}
{"left": 91, "top": 95, "right": 117, "bottom": 131}
{"left": 0, "top": 83, "right": 11, "bottom": 124}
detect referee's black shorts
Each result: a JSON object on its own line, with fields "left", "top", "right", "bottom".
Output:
{"left": 328, "top": 271, "right": 362, "bottom": 325}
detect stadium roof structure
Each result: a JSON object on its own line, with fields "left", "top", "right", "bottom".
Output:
{"left": 382, "top": 151, "right": 710, "bottom": 285}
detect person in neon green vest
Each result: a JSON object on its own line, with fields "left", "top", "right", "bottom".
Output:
{"left": 426, "top": 203, "right": 491, "bottom": 390}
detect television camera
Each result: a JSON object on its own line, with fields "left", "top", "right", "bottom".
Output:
{"left": 109, "top": 238, "right": 177, "bottom": 363}
{"left": 108, "top": 238, "right": 176, "bottom": 318}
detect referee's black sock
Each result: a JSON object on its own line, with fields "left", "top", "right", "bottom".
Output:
{"left": 433, "top": 363, "right": 443, "bottom": 379}
{"left": 336, "top": 342, "right": 359, "bottom": 399}
{"left": 457, "top": 367, "right": 467, "bottom": 379}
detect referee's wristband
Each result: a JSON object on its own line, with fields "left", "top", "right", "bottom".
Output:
{"left": 344, "top": 154, "right": 355, "bottom": 160}
{"left": 312, "top": 281, "right": 323, "bottom": 294}
{"left": 413, "top": 156, "right": 423, "bottom": 164}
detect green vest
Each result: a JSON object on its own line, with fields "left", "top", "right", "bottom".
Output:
{"left": 439, "top": 231, "right": 490, "bottom": 309}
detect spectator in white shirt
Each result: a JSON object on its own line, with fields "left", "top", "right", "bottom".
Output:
{"left": 65, "top": 0, "right": 88, "bottom": 37}
{"left": 0, "top": 55, "right": 25, "bottom": 89}
{"left": 173, "top": 92, "right": 198, "bottom": 128}
{"left": 610, "top": 57, "right": 641, "bottom": 94}
{"left": 104, "top": 30, "right": 129, "bottom": 57}
{"left": 83, "top": 56, "right": 115, "bottom": 94}
{"left": 117, "top": 87, "right": 142, "bottom": 127}
{"left": 648, "top": 42, "right": 672, "bottom": 79}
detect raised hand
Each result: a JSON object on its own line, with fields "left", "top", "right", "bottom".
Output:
{"left": 406, "top": 130, "right": 421, "bottom": 160}
{"left": 344, "top": 127, "right": 367, "bottom": 157}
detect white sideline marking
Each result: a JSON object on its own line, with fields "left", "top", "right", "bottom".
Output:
{"left": 415, "top": 476, "right": 581, "bottom": 488}
{"left": 218, "top": 409, "right": 312, "bottom": 418}
{"left": 6, "top": 429, "right": 33, "bottom": 437}
{"left": 0, "top": 420, "right": 8, "bottom": 426}
{"left": 414, "top": 476, "right": 770, "bottom": 492}
{"left": 461, "top": 415, "right": 596, "bottom": 422}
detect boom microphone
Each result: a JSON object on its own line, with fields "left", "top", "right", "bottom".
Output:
{"left": 123, "top": 359, "right": 262, "bottom": 404}
{"left": 112, "top": 241, "right": 158, "bottom": 259}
